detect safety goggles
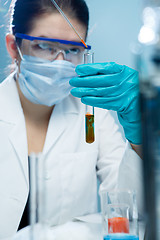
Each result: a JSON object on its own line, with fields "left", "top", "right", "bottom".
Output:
{"left": 15, "top": 33, "right": 91, "bottom": 65}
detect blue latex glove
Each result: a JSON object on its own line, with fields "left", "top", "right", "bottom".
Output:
{"left": 70, "top": 62, "right": 141, "bottom": 145}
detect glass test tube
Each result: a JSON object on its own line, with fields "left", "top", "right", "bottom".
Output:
{"left": 84, "top": 52, "right": 95, "bottom": 144}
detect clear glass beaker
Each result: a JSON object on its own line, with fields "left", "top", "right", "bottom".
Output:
{"left": 107, "top": 204, "right": 130, "bottom": 234}
{"left": 100, "top": 190, "right": 139, "bottom": 240}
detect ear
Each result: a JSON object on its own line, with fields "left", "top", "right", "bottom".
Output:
{"left": 6, "top": 34, "right": 18, "bottom": 60}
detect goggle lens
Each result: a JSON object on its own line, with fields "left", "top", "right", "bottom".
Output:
{"left": 15, "top": 34, "right": 91, "bottom": 65}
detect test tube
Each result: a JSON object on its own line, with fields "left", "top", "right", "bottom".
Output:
{"left": 84, "top": 52, "right": 95, "bottom": 144}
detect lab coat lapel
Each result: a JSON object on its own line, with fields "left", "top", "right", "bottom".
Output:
{"left": 9, "top": 117, "right": 28, "bottom": 185}
{"left": 43, "top": 103, "right": 67, "bottom": 154}
{"left": 0, "top": 75, "right": 28, "bottom": 185}
{"left": 43, "top": 95, "right": 79, "bottom": 155}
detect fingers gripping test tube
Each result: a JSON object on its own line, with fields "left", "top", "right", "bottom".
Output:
{"left": 84, "top": 52, "right": 95, "bottom": 144}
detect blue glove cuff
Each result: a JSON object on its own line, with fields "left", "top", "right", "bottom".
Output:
{"left": 118, "top": 113, "right": 142, "bottom": 145}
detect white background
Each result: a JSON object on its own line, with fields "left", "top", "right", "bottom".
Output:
{"left": 85, "top": 0, "right": 143, "bottom": 67}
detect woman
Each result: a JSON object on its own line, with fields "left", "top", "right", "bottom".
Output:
{"left": 0, "top": 0, "right": 143, "bottom": 238}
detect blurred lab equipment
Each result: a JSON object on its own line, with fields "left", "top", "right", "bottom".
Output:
{"left": 84, "top": 52, "right": 95, "bottom": 144}
{"left": 28, "top": 153, "right": 52, "bottom": 240}
{"left": 137, "top": 0, "right": 160, "bottom": 239}
{"left": 100, "top": 190, "right": 139, "bottom": 240}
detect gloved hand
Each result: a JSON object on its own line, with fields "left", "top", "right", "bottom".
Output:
{"left": 69, "top": 62, "right": 141, "bottom": 145}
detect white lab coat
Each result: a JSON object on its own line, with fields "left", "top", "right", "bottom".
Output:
{"left": 0, "top": 73, "right": 144, "bottom": 239}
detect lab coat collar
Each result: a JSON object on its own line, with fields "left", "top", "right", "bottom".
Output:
{"left": 9, "top": 117, "right": 28, "bottom": 187}
{"left": 0, "top": 72, "right": 24, "bottom": 124}
{"left": 0, "top": 73, "right": 28, "bottom": 185}
{"left": 62, "top": 94, "right": 81, "bottom": 115}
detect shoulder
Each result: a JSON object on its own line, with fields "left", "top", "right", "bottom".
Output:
{"left": 0, "top": 72, "right": 23, "bottom": 123}
{"left": 0, "top": 72, "right": 19, "bottom": 99}
{"left": 0, "top": 71, "right": 17, "bottom": 91}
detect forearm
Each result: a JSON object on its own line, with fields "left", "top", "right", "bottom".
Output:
{"left": 130, "top": 143, "right": 142, "bottom": 159}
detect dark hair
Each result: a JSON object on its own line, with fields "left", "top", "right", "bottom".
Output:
{"left": 10, "top": 0, "right": 89, "bottom": 37}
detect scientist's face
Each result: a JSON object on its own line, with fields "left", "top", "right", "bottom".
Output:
{"left": 18, "top": 13, "right": 87, "bottom": 65}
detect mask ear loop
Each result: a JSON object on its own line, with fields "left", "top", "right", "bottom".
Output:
{"left": 14, "top": 58, "right": 18, "bottom": 69}
{"left": 16, "top": 44, "right": 24, "bottom": 60}
{"left": 14, "top": 58, "right": 19, "bottom": 81}
{"left": 14, "top": 43, "right": 23, "bottom": 80}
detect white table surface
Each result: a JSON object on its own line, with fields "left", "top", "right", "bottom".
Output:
{"left": 11, "top": 214, "right": 145, "bottom": 240}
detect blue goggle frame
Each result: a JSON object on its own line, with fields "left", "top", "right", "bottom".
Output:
{"left": 15, "top": 33, "right": 91, "bottom": 50}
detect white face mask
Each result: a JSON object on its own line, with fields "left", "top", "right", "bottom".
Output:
{"left": 17, "top": 55, "right": 77, "bottom": 106}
